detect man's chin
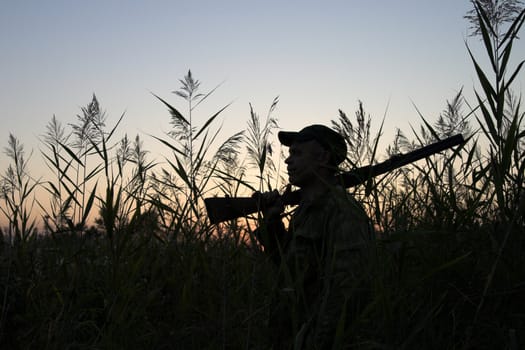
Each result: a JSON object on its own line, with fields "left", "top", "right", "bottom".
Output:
{"left": 287, "top": 176, "right": 301, "bottom": 187}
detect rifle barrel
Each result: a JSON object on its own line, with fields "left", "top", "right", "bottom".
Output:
{"left": 340, "top": 133, "right": 465, "bottom": 187}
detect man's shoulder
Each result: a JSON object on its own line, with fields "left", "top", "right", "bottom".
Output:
{"left": 321, "top": 186, "right": 364, "bottom": 212}
{"left": 300, "top": 187, "right": 367, "bottom": 224}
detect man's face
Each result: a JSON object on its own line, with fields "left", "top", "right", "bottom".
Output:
{"left": 285, "top": 140, "right": 329, "bottom": 187}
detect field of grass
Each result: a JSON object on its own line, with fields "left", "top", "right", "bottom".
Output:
{"left": 1, "top": 2, "right": 524, "bottom": 349}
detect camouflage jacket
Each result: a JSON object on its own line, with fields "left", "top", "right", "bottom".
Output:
{"left": 257, "top": 185, "right": 372, "bottom": 348}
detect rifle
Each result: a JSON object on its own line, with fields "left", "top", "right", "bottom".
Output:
{"left": 205, "top": 134, "right": 465, "bottom": 224}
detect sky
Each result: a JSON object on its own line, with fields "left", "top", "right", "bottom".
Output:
{"left": 0, "top": 1, "right": 524, "bottom": 187}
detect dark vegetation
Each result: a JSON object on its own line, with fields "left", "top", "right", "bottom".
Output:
{"left": 1, "top": 2, "right": 524, "bottom": 349}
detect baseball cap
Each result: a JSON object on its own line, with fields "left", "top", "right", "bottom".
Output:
{"left": 278, "top": 124, "right": 347, "bottom": 165}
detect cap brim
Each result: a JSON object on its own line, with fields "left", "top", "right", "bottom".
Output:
{"left": 278, "top": 131, "right": 298, "bottom": 146}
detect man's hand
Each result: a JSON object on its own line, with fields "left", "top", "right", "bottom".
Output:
{"left": 252, "top": 189, "right": 285, "bottom": 222}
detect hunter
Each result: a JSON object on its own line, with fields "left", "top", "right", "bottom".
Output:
{"left": 254, "top": 124, "right": 372, "bottom": 349}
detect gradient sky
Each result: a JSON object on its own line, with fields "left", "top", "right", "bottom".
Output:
{"left": 1, "top": 0, "right": 524, "bottom": 179}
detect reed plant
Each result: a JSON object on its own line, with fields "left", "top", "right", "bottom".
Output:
{"left": 0, "top": 134, "right": 38, "bottom": 242}
{"left": 245, "top": 96, "right": 280, "bottom": 192}
{"left": 150, "top": 70, "right": 244, "bottom": 241}
{"left": 38, "top": 95, "right": 108, "bottom": 233}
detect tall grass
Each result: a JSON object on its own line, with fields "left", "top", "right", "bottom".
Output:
{"left": 1, "top": 134, "right": 38, "bottom": 242}
{"left": 150, "top": 70, "right": 245, "bottom": 241}
{"left": 1, "top": 1, "right": 524, "bottom": 348}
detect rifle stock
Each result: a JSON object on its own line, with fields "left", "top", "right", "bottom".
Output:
{"left": 205, "top": 133, "right": 465, "bottom": 224}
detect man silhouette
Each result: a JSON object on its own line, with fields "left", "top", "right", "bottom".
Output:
{"left": 255, "top": 124, "right": 372, "bottom": 349}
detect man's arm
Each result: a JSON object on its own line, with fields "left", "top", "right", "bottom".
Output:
{"left": 252, "top": 190, "right": 288, "bottom": 264}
